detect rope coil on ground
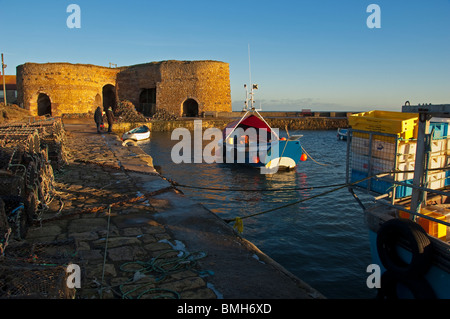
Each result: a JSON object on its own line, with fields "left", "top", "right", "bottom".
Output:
{"left": 95, "top": 248, "right": 209, "bottom": 299}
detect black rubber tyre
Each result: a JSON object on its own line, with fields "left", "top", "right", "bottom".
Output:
{"left": 376, "top": 218, "right": 432, "bottom": 278}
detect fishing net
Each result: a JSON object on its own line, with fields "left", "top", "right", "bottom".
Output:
{"left": 0, "top": 239, "right": 79, "bottom": 299}
{"left": 0, "top": 118, "right": 65, "bottom": 240}
{"left": 0, "top": 265, "right": 75, "bottom": 299}
{"left": 114, "top": 100, "right": 147, "bottom": 123}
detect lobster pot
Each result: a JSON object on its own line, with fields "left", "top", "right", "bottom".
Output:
{"left": 0, "top": 171, "right": 24, "bottom": 197}
{"left": 0, "top": 197, "right": 8, "bottom": 234}
{"left": 0, "top": 265, "right": 75, "bottom": 299}
{"left": 41, "top": 138, "right": 67, "bottom": 170}
{"left": 0, "top": 239, "right": 78, "bottom": 299}
{"left": 0, "top": 148, "right": 16, "bottom": 169}
{"left": 26, "top": 130, "right": 41, "bottom": 154}
{"left": 0, "top": 119, "right": 62, "bottom": 241}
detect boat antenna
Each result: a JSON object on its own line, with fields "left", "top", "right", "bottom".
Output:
{"left": 248, "top": 43, "right": 252, "bottom": 103}
{"left": 245, "top": 44, "right": 259, "bottom": 111}
{"left": 243, "top": 44, "right": 253, "bottom": 112}
{"left": 243, "top": 84, "right": 248, "bottom": 111}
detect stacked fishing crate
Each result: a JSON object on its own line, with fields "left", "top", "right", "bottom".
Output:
{"left": 347, "top": 110, "right": 449, "bottom": 199}
{"left": 428, "top": 120, "right": 449, "bottom": 189}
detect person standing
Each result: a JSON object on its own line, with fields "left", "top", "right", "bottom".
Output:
{"left": 106, "top": 106, "right": 115, "bottom": 133}
{"left": 94, "top": 106, "right": 103, "bottom": 133}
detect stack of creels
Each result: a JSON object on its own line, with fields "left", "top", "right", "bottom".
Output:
{"left": 151, "top": 108, "right": 178, "bottom": 121}
{"left": 0, "top": 118, "right": 67, "bottom": 170}
{"left": 0, "top": 129, "right": 41, "bottom": 154}
{"left": 40, "top": 136, "right": 67, "bottom": 171}
{"left": 40, "top": 120, "right": 68, "bottom": 170}
{"left": 114, "top": 100, "right": 147, "bottom": 123}
{"left": 0, "top": 265, "right": 75, "bottom": 299}
{"left": 0, "top": 149, "right": 55, "bottom": 241}
{"left": 0, "top": 119, "right": 62, "bottom": 242}
{"left": 0, "top": 239, "right": 79, "bottom": 298}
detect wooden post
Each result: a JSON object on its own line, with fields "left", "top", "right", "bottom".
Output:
{"left": 1, "top": 53, "right": 6, "bottom": 105}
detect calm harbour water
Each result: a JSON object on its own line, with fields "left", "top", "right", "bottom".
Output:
{"left": 139, "top": 129, "right": 377, "bottom": 299}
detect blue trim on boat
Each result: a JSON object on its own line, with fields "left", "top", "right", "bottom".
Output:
{"left": 368, "top": 229, "right": 450, "bottom": 298}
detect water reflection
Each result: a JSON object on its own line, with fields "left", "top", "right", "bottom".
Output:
{"left": 140, "top": 130, "right": 376, "bottom": 299}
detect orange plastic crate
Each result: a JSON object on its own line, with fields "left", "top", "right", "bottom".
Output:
{"left": 399, "top": 209, "right": 447, "bottom": 239}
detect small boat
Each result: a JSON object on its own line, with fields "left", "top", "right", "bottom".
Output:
{"left": 337, "top": 127, "right": 348, "bottom": 140}
{"left": 220, "top": 84, "right": 305, "bottom": 173}
{"left": 122, "top": 125, "right": 150, "bottom": 141}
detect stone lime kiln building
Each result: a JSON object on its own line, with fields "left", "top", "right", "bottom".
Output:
{"left": 16, "top": 60, "right": 231, "bottom": 117}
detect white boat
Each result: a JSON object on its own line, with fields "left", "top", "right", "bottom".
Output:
{"left": 337, "top": 127, "right": 348, "bottom": 140}
{"left": 122, "top": 125, "right": 150, "bottom": 141}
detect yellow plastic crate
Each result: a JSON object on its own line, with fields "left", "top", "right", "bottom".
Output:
{"left": 349, "top": 111, "right": 418, "bottom": 140}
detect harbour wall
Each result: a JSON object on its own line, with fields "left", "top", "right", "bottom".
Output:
{"left": 114, "top": 116, "right": 349, "bottom": 134}
{"left": 203, "top": 111, "right": 353, "bottom": 118}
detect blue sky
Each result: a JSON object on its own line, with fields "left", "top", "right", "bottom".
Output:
{"left": 1, "top": 0, "right": 449, "bottom": 112}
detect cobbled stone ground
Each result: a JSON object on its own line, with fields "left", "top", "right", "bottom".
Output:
{"left": 7, "top": 120, "right": 323, "bottom": 300}
{"left": 22, "top": 124, "right": 217, "bottom": 299}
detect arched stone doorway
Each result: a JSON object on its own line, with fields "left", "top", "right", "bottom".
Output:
{"left": 182, "top": 98, "right": 199, "bottom": 117}
{"left": 139, "top": 88, "right": 156, "bottom": 116}
{"left": 37, "top": 93, "right": 51, "bottom": 116}
{"left": 102, "top": 84, "right": 116, "bottom": 111}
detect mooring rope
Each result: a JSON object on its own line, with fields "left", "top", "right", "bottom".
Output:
{"left": 223, "top": 181, "right": 351, "bottom": 224}
{"left": 221, "top": 169, "right": 450, "bottom": 232}
{"left": 34, "top": 185, "right": 175, "bottom": 224}
{"left": 301, "top": 146, "right": 329, "bottom": 166}
{"left": 99, "top": 205, "right": 112, "bottom": 299}
{"left": 172, "top": 181, "right": 348, "bottom": 192}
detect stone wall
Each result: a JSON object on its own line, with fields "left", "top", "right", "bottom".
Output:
{"left": 17, "top": 60, "right": 232, "bottom": 117}
{"left": 157, "top": 60, "right": 231, "bottom": 115}
{"left": 268, "top": 117, "right": 348, "bottom": 131}
{"left": 116, "top": 62, "right": 162, "bottom": 108}
{"left": 17, "top": 63, "right": 120, "bottom": 117}
{"left": 148, "top": 117, "right": 348, "bottom": 132}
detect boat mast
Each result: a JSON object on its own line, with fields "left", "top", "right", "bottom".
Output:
{"left": 243, "top": 44, "right": 258, "bottom": 112}
{"left": 243, "top": 45, "right": 279, "bottom": 139}
{"left": 244, "top": 83, "right": 279, "bottom": 140}
{"left": 248, "top": 43, "right": 252, "bottom": 109}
